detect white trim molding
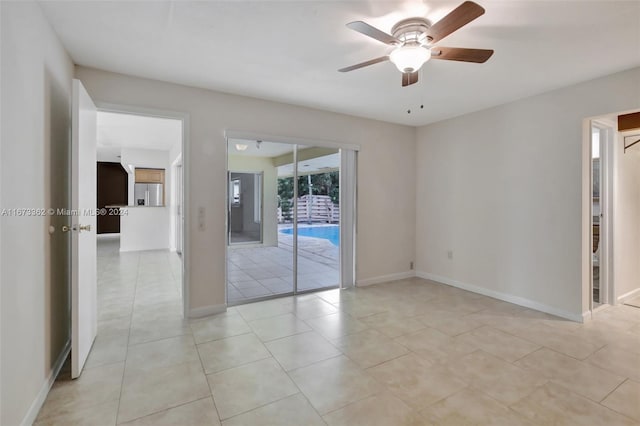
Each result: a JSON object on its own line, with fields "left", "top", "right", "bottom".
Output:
{"left": 21, "top": 340, "right": 71, "bottom": 426}
{"left": 416, "top": 271, "right": 584, "bottom": 323}
{"left": 356, "top": 271, "right": 415, "bottom": 287}
{"left": 617, "top": 287, "right": 640, "bottom": 304}
{"left": 188, "top": 303, "right": 227, "bottom": 319}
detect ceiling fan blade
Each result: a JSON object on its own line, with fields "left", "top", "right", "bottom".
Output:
{"left": 346, "top": 21, "right": 400, "bottom": 45}
{"left": 401, "top": 71, "right": 419, "bottom": 87}
{"left": 428, "top": 1, "right": 485, "bottom": 44}
{"left": 338, "top": 56, "right": 389, "bottom": 72}
{"left": 431, "top": 47, "right": 494, "bottom": 63}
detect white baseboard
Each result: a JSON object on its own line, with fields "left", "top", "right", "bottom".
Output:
{"left": 21, "top": 340, "right": 71, "bottom": 426}
{"left": 356, "top": 271, "right": 415, "bottom": 287}
{"left": 188, "top": 303, "right": 227, "bottom": 318}
{"left": 415, "top": 271, "right": 584, "bottom": 322}
{"left": 617, "top": 287, "right": 640, "bottom": 304}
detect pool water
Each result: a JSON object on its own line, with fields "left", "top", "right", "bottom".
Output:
{"left": 280, "top": 225, "right": 340, "bottom": 246}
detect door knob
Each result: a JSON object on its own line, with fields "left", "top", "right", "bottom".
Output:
{"left": 79, "top": 224, "right": 91, "bottom": 232}
{"left": 62, "top": 225, "right": 71, "bottom": 233}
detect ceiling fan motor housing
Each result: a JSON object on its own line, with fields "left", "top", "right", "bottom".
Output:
{"left": 391, "top": 17, "right": 433, "bottom": 46}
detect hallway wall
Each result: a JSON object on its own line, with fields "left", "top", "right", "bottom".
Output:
{"left": 0, "top": 2, "right": 75, "bottom": 425}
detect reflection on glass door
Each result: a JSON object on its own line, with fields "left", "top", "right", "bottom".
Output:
{"left": 227, "top": 141, "right": 294, "bottom": 304}
{"left": 294, "top": 145, "right": 340, "bottom": 292}
{"left": 229, "top": 172, "right": 263, "bottom": 244}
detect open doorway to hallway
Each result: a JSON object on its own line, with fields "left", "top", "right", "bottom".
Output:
{"left": 89, "top": 110, "right": 187, "bottom": 366}
{"left": 586, "top": 110, "right": 640, "bottom": 314}
{"left": 226, "top": 137, "right": 353, "bottom": 305}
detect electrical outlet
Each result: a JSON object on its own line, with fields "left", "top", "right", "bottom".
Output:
{"left": 410, "top": 261, "right": 414, "bottom": 270}
{"left": 447, "top": 250, "right": 453, "bottom": 260}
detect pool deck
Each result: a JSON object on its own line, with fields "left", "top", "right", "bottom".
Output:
{"left": 227, "top": 225, "right": 339, "bottom": 304}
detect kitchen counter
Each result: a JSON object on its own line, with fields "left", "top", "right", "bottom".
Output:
{"left": 118, "top": 205, "right": 170, "bottom": 252}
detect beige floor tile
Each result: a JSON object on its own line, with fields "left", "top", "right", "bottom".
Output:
{"left": 367, "top": 353, "right": 466, "bottom": 410}
{"left": 515, "top": 347, "right": 625, "bottom": 402}
{"left": 291, "top": 297, "right": 339, "bottom": 320}
{"left": 359, "top": 311, "right": 426, "bottom": 338}
{"left": 120, "top": 397, "right": 220, "bottom": 426}
{"left": 331, "top": 329, "right": 408, "bottom": 368}
{"left": 305, "top": 311, "right": 368, "bottom": 339}
{"left": 37, "top": 362, "right": 124, "bottom": 421}
{"left": 128, "top": 315, "right": 192, "bottom": 345}
{"left": 248, "top": 313, "right": 311, "bottom": 341}
{"left": 455, "top": 325, "right": 541, "bottom": 363}
{"left": 601, "top": 379, "right": 640, "bottom": 421}
{"left": 265, "top": 331, "right": 341, "bottom": 371}
{"left": 198, "top": 333, "right": 271, "bottom": 374}
{"left": 222, "top": 393, "right": 324, "bottom": 426}
{"left": 85, "top": 332, "right": 129, "bottom": 369}
{"left": 511, "top": 382, "right": 636, "bottom": 425}
{"left": 494, "top": 321, "right": 604, "bottom": 360}
{"left": 420, "top": 388, "right": 532, "bottom": 426}
{"left": 190, "top": 313, "right": 251, "bottom": 344}
{"left": 118, "top": 361, "right": 210, "bottom": 423}
{"left": 444, "top": 350, "right": 546, "bottom": 405}
{"left": 208, "top": 358, "right": 298, "bottom": 420}
{"left": 323, "top": 392, "right": 426, "bottom": 426}
{"left": 35, "top": 398, "right": 119, "bottom": 426}
{"left": 587, "top": 345, "right": 640, "bottom": 381}
{"left": 236, "top": 298, "right": 293, "bottom": 321}
{"left": 336, "top": 297, "right": 389, "bottom": 318}
{"left": 394, "top": 327, "right": 476, "bottom": 363}
{"left": 419, "top": 313, "right": 483, "bottom": 336}
{"left": 98, "top": 316, "right": 132, "bottom": 337}
{"left": 290, "top": 355, "right": 383, "bottom": 414}
{"left": 125, "top": 335, "right": 199, "bottom": 373}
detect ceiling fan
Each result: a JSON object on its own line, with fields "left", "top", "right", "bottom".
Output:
{"left": 339, "top": 1, "right": 494, "bottom": 87}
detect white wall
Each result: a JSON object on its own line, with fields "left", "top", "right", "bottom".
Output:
{"left": 120, "top": 207, "right": 170, "bottom": 252}
{"left": 0, "top": 2, "right": 74, "bottom": 425}
{"left": 416, "top": 67, "right": 640, "bottom": 320}
{"left": 614, "top": 129, "right": 640, "bottom": 302}
{"left": 75, "top": 66, "right": 417, "bottom": 315}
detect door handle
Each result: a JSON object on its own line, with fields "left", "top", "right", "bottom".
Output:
{"left": 61, "top": 224, "right": 91, "bottom": 232}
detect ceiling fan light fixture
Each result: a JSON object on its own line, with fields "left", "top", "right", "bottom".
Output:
{"left": 389, "top": 45, "right": 431, "bottom": 73}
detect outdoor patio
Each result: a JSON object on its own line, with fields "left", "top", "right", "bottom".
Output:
{"left": 227, "top": 228, "right": 339, "bottom": 304}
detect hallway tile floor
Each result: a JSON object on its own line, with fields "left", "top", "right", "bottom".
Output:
{"left": 36, "top": 238, "right": 640, "bottom": 425}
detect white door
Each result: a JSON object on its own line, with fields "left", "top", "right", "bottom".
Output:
{"left": 70, "top": 79, "right": 97, "bottom": 379}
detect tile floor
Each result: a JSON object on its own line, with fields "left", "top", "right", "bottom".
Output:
{"left": 36, "top": 238, "right": 640, "bottom": 425}
{"left": 227, "top": 231, "right": 339, "bottom": 304}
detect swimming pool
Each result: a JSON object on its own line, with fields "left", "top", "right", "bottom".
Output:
{"left": 280, "top": 225, "right": 340, "bottom": 246}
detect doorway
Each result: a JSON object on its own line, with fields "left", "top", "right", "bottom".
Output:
{"left": 229, "top": 172, "right": 263, "bottom": 244}
{"left": 225, "top": 136, "right": 356, "bottom": 305}
{"left": 591, "top": 122, "right": 610, "bottom": 308}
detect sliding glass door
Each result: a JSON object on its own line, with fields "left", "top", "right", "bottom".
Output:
{"left": 295, "top": 144, "right": 341, "bottom": 293}
{"left": 226, "top": 138, "right": 353, "bottom": 305}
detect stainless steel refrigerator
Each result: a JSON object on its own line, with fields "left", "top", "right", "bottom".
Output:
{"left": 134, "top": 183, "right": 163, "bottom": 206}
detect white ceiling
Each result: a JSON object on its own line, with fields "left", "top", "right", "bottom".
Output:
{"left": 278, "top": 153, "right": 341, "bottom": 176}
{"left": 41, "top": 1, "right": 640, "bottom": 126}
{"left": 97, "top": 111, "right": 182, "bottom": 162}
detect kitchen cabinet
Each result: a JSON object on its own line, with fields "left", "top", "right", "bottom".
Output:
{"left": 135, "top": 168, "right": 164, "bottom": 184}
